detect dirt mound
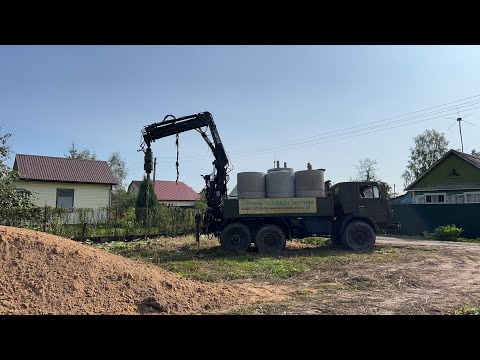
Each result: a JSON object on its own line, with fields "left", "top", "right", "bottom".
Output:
{"left": 0, "top": 226, "right": 263, "bottom": 314}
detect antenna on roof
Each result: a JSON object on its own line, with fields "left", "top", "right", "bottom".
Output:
{"left": 445, "top": 106, "right": 476, "bottom": 152}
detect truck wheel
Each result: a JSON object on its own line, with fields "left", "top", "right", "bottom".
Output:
{"left": 220, "top": 223, "right": 251, "bottom": 252}
{"left": 341, "top": 221, "right": 375, "bottom": 251}
{"left": 255, "top": 225, "right": 286, "bottom": 254}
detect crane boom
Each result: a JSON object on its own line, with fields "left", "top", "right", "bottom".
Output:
{"left": 141, "top": 111, "right": 229, "bottom": 210}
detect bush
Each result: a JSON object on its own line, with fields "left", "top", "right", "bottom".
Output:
{"left": 433, "top": 224, "right": 463, "bottom": 241}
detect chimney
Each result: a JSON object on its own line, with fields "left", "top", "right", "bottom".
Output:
{"left": 284, "top": 162, "right": 287, "bottom": 168}
{"left": 307, "top": 163, "right": 312, "bottom": 170}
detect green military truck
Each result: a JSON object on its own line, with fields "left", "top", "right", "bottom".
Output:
{"left": 141, "top": 111, "right": 398, "bottom": 253}
{"left": 221, "top": 181, "right": 397, "bottom": 252}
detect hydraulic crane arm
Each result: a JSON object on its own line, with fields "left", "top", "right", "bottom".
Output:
{"left": 141, "top": 111, "right": 229, "bottom": 208}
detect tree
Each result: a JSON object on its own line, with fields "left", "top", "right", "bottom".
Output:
{"left": 112, "top": 188, "right": 136, "bottom": 208}
{"left": 472, "top": 149, "right": 480, "bottom": 158}
{"left": 401, "top": 129, "right": 449, "bottom": 189}
{"left": 135, "top": 177, "right": 158, "bottom": 222}
{"left": 353, "top": 157, "right": 378, "bottom": 182}
{"left": 65, "top": 141, "right": 97, "bottom": 160}
{"left": 352, "top": 157, "right": 393, "bottom": 199}
{"left": 401, "top": 170, "right": 413, "bottom": 191}
{"left": 111, "top": 188, "right": 136, "bottom": 218}
{"left": 194, "top": 190, "right": 207, "bottom": 213}
{"left": 0, "top": 128, "right": 38, "bottom": 224}
{"left": 378, "top": 181, "right": 393, "bottom": 199}
{"left": 107, "top": 152, "right": 127, "bottom": 192}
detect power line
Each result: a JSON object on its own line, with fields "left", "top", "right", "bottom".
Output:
{"left": 135, "top": 95, "right": 480, "bottom": 164}
{"left": 149, "top": 97, "right": 480, "bottom": 161}
{"left": 226, "top": 103, "right": 480, "bottom": 159}
{"left": 227, "top": 98, "right": 480, "bottom": 156}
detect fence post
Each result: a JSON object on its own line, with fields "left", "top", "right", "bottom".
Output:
{"left": 195, "top": 214, "right": 201, "bottom": 254}
{"left": 143, "top": 208, "right": 147, "bottom": 239}
{"left": 82, "top": 222, "right": 86, "bottom": 242}
{"left": 43, "top": 203, "right": 47, "bottom": 232}
{"left": 114, "top": 205, "right": 118, "bottom": 240}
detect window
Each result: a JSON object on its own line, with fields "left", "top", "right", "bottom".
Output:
{"left": 415, "top": 194, "right": 425, "bottom": 204}
{"left": 56, "top": 189, "right": 74, "bottom": 208}
{"left": 465, "top": 192, "right": 480, "bottom": 204}
{"left": 424, "top": 193, "right": 445, "bottom": 204}
{"left": 360, "top": 185, "right": 380, "bottom": 198}
{"left": 448, "top": 168, "right": 460, "bottom": 177}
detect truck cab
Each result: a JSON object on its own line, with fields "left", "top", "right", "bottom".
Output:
{"left": 329, "top": 181, "right": 394, "bottom": 250}
{"left": 331, "top": 182, "right": 391, "bottom": 229}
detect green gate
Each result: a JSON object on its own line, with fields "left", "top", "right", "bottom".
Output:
{"left": 391, "top": 204, "right": 480, "bottom": 238}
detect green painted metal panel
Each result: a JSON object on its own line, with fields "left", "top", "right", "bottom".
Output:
{"left": 391, "top": 204, "right": 480, "bottom": 238}
{"left": 410, "top": 153, "right": 480, "bottom": 190}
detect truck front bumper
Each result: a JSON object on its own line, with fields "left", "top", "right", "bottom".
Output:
{"left": 387, "top": 223, "right": 401, "bottom": 230}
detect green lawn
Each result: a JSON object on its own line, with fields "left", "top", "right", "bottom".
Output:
{"left": 91, "top": 235, "right": 408, "bottom": 283}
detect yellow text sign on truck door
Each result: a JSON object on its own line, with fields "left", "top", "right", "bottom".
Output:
{"left": 238, "top": 198, "right": 317, "bottom": 215}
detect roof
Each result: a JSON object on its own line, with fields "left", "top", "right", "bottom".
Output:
{"left": 14, "top": 154, "right": 118, "bottom": 185}
{"left": 390, "top": 192, "right": 412, "bottom": 204}
{"left": 130, "top": 180, "right": 201, "bottom": 201}
{"left": 455, "top": 150, "right": 480, "bottom": 168}
{"left": 406, "top": 149, "right": 480, "bottom": 191}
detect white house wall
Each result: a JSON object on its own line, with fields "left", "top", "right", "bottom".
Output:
{"left": 16, "top": 180, "right": 111, "bottom": 208}
{"left": 160, "top": 201, "right": 196, "bottom": 207}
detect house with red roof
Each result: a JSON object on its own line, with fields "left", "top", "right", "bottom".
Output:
{"left": 13, "top": 154, "right": 117, "bottom": 210}
{"left": 128, "top": 180, "right": 201, "bottom": 207}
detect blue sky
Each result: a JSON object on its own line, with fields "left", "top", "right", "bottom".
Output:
{"left": 1, "top": 45, "right": 480, "bottom": 194}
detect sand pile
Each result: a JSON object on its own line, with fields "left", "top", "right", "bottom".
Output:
{"left": 0, "top": 226, "right": 254, "bottom": 314}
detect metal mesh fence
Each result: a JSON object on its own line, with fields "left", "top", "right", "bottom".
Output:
{"left": 1, "top": 204, "right": 202, "bottom": 242}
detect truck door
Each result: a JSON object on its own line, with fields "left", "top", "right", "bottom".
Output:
{"left": 358, "top": 184, "right": 389, "bottom": 224}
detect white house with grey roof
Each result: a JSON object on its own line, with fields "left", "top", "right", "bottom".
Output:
{"left": 13, "top": 154, "right": 117, "bottom": 212}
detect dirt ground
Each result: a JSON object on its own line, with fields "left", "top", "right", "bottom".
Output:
{"left": 1, "top": 225, "right": 479, "bottom": 315}
{"left": 221, "top": 238, "right": 480, "bottom": 314}
{"left": 0, "top": 226, "right": 281, "bottom": 314}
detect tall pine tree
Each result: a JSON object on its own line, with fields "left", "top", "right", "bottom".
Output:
{"left": 135, "top": 177, "right": 158, "bottom": 222}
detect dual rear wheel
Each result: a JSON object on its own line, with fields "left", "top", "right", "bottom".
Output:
{"left": 220, "top": 223, "right": 286, "bottom": 253}
{"left": 220, "top": 220, "right": 375, "bottom": 253}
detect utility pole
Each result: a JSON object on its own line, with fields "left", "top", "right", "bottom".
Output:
{"left": 153, "top": 157, "right": 157, "bottom": 183}
{"left": 445, "top": 108, "right": 476, "bottom": 153}
{"left": 144, "top": 148, "right": 153, "bottom": 237}
{"left": 458, "top": 118, "right": 464, "bottom": 152}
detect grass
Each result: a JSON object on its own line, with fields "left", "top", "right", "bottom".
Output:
{"left": 455, "top": 306, "right": 480, "bottom": 315}
{"left": 456, "top": 238, "right": 480, "bottom": 244}
{"left": 404, "top": 245, "right": 438, "bottom": 251}
{"left": 383, "top": 232, "right": 480, "bottom": 244}
{"left": 84, "top": 234, "right": 480, "bottom": 315}
{"left": 90, "top": 234, "right": 418, "bottom": 283}
{"left": 298, "top": 236, "right": 330, "bottom": 246}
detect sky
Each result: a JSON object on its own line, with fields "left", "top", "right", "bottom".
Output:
{"left": 1, "top": 45, "right": 480, "bottom": 195}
